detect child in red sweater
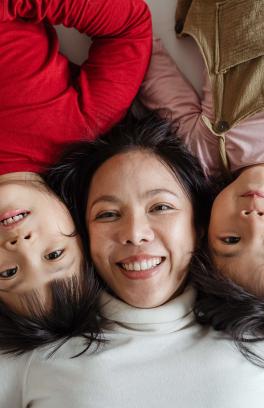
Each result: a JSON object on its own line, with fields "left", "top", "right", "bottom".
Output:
{"left": 0, "top": 0, "right": 152, "bottom": 353}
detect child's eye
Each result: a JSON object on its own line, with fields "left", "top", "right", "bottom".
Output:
{"left": 150, "top": 204, "right": 174, "bottom": 213}
{"left": 95, "top": 211, "right": 120, "bottom": 221}
{"left": 0, "top": 267, "right": 18, "bottom": 279}
{"left": 44, "top": 249, "right": 64, "bottom": 260}
{"left": 221, "top": 237, "right": 241, "bottom": 245}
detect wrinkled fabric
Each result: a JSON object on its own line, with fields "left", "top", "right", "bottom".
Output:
{"left": 19, "top": 287, "right": 264, "bottom": 408}
{"left": 0, "top": 0, "right": 152, "bottom": 174}
{"left": 175, "top": 0, "right": 264, "bottom": 134}
{"left": 140, "top": 39, "right": 264, "bottom": 176}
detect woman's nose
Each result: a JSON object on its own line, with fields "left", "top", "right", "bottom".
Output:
{"left": 119, "top": 216, "right": 155, "bottom": 245}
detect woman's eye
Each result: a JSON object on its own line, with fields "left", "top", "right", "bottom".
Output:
{"left": 95, "top": 211, "right": 119, "bottom": 221}
{"left": 44, "top": 249, "right": 64, "bottom": 260}
{"left": 0, "top": 267, "right": 18, "bottom": 279}
{"left": 221, "top": 237, "right": 241, "bottom": 245}
{"left": 150, "top": 204, "right": 173, "bottom": 213}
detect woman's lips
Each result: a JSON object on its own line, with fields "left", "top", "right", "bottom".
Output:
{"left": 0, "top": 209, "right": 30, "bottom": 227}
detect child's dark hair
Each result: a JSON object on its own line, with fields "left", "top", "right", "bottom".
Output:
{"left": 190, "top": 244, "right": 264, "bottom": 367}
{"left": 0, "top": 261, "right": 103, "bottom": 356}
{"left": 46, "top": 112, "right": 211, "bottom": 253}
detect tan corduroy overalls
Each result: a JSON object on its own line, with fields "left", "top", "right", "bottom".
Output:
{"left": 175, "top": 0, "right": 264, "bottom": 171}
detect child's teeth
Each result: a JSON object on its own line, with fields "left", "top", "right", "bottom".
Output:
{"left": 0, "top": 212, "right": 28, "bottom": 226}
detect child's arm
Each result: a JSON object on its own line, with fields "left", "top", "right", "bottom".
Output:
{"left": 1, "top": 0, "right": 152, "bottom": 137}
{"left": 139, "top": 39, "right": 219, "bottom": 175}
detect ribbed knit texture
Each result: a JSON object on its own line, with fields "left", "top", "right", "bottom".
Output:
{"left": 0, "top": 0, "right": 152, "bottom": 174}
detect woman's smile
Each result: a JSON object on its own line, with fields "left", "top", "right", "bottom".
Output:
{"left": 116, "top": 255, "right": 165, "bottom": 280}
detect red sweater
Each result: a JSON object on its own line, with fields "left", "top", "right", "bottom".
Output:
{"left": 0, "top": 0, "right": 152, "bottom": 174}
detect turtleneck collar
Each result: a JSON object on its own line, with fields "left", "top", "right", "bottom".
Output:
{"left": 99, "top": 286, "right": 196, "bottom": 334}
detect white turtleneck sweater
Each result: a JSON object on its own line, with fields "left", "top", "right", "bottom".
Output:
{"left": 2, "top": 287, "right": 264, "bottom": 407}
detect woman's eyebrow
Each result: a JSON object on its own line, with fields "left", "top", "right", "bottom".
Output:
{"left": 90, "top": 189, "right": 180, "bottom": 208}
{"left": 90, "top": 195, "right": 121, "bottom": 207}
{"left": 144, "top": 188, "right": 179, "bottom": 198}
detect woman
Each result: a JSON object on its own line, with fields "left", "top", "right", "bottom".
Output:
{"left": 11, "top": 114, "right": 262, "bottom": 408}
{"left": 0, "top": 0, "right": 151, "bottom": 354}
{"left": 49, "top": 112, "right": 209, "bottom": 304}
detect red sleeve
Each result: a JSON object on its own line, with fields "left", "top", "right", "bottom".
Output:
{"left": 1, "top": 0, "right": 152, "bottom": 136}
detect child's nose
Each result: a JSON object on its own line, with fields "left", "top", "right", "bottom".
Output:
{"left": 240, "top": 209, "right": 264, "bottom": 218}
{"left": 4, "top": 231, "right": 34, "bottom": 250}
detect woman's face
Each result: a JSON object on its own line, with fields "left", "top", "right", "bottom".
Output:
{"left": 208, "top": 165, "right": 264, "bottom": 295}
{"left": 0, "top": 173, "right": 83, "bottom": 313}
{"left": 87, "top": 150, "right": 196, "bottom": 308}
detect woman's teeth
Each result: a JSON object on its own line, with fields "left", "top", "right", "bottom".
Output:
{"left": 122, "top": 257, "right": 162, "bottom": 271}
{"left": 0, "top": 212, "right": 29, "bottom": 226}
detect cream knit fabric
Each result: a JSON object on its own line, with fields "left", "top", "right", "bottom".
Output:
{"left": 17, "top": 287, "right": 264, "bottom": 407}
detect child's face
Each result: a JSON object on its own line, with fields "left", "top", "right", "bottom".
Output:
{"left": 208, "top": 165, "right": 264, "bottom": 295}
{"left": 0, "top": 173, "right": 83, "bottom": 313}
